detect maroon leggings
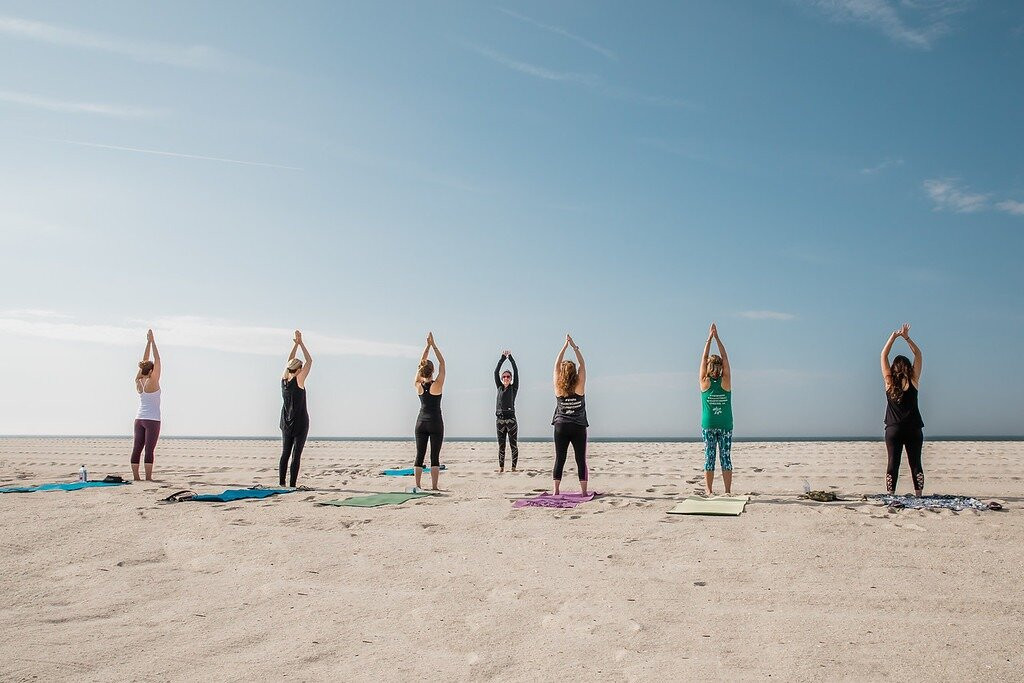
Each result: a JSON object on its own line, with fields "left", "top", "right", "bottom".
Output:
{"left": 130, "top": 419, "right": 161, "bottom": 464}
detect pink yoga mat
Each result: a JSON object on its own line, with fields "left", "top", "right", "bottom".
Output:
{"left": 513, "top": 492, "right": 597, "bottom": 509}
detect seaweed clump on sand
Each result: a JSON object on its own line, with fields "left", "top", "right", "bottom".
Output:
{"left": 800, "top": 490, "right": 838, "bottom": 502}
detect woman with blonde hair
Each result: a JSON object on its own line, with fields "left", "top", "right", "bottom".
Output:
{"left": 699, "top": 323, "right": 733, "bottom": 496}
{"left": 551, "top": 334, "right": 588, "bottom": 495}
{"left": 131, "top": 329, "right": 161, "bottom": 481}
{"left": 413, "top": 332, "right": 446, "bottom": 491}
{"left": 280, "top": 330, "right": 312, "bottom": 488}
{"left": 880, "top": 323, "right": 924, "bottom": 495}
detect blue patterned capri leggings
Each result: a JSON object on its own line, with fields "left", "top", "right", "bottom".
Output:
{"left": 702, "top": 429, "right": 733, "bottom": 471}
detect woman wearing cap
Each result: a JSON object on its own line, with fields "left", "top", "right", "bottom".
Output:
{"left": 280, "top": 330, "right": 312, "bottom": 488}
{"left": 131, "top": 328, "right": 162, "bottom": 481}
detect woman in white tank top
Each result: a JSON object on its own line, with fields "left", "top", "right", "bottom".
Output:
{"left": 131, "top": 329, "right": 162, "bottom": 481}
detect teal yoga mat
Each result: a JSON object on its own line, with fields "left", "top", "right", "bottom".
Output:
{"left": 381, "top": 465, "right": 447, "bottom": 476}
{"left": 0, "top": 481, "right": 128, "bottom": 493}
{"left": 190, "top": 488, "right": 294, "bottom": 502}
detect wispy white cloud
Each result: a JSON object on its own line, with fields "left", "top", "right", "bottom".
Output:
{"left": 738, "top": 310, "right": 797, "bottom": 321}
{"left": 465, "top": 44, "right": 599, "bottom": 84}
{"left": 0, "top": 311, "right": 420, "bottom": 358}
{"left": 860, "top": 157, "right": 904, "bottom": 174}
{"left": 922, "top": 178, "right": 990, "bottom": 213}
{"left": 996, "top": 200, "right": 1024, "bottom": 216}
{"left": 50, "top": 139, "right": 303, "bottom": 171}
{"left": 498, "top": 8, "right": 618, "bottom": 60}
{"left": 0, "top": 14, "right": 238, "bottom": 69}
{"left": 795, "top": 0, "right": 972, "bottom": 49}
{"left": 0, "top": 89, "right": 161, "bottom": 118}
{"left": 464, "top": 44, "right": 692, "bottom": 108}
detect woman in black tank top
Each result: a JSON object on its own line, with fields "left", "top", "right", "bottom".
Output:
{"left": 280, "top": 331, "right": 312, "bottom": 488}
{"left": 413, "top": 332, "right": 446, "bottom": 491}
{"left": 880, "top": 323, "right": 925, "bottom": 495}
{"left": 552, "top": 334, "right": 589, "bottom": 495}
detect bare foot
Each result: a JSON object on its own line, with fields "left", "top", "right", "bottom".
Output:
{"left": 499, "top": 468, "right": 504, "bottom": 473}
{"left": 704, "top": 489, "right": 713, "bottom": 497}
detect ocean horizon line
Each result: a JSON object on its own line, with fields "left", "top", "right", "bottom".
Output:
{"left": 2, "top": 434, "right": 1023, "bottom": 442}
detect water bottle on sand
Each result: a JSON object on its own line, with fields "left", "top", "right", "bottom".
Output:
{"left": 79, "top": 465, "right": 88, "bottom": 482}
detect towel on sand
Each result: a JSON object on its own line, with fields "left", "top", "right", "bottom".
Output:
{"left": 513, "top": 492, "right": 597, "bottom": 509}
{"left": 381, "top": 465, "right": 447, "bottom": 476}
{"left": 189, "top": 488, "right": 294, "bottom": 502}
{"left": 874, "top": 494, "right": 992, "bottom": 511}
{"left": 667, "top": 496, "right": 750, "bottom": 516}
{"left": 317, "top": 492, "right": 437, "bottom": 507}
{"left": 0, "top": 481, "right": 128, "bottom": 494}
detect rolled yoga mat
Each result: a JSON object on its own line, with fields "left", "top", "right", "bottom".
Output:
{"left": 318, "top": 492, "right": 437, "bottom": 507}
{"left": 667, "top": 495, "right": 750, "bottom": 516}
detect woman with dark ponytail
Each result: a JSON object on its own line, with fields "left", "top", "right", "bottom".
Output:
{"left": 880, "top": 323, "right": 925, "bottom": 495}
{"left": 413, "top": 332, "right": 445, "bottom": 491}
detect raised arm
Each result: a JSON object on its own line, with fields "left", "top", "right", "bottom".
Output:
{"left": 902, "top": 323, "right": 922, "bottom": 382}
{"left": 569, "top": 336, "right": 585, "bottom": 393}
{"left": 283, "top": 337, "right": 300, "bottom": 381}
{"left": 880, "top": 329, "right": 899, "bottom": 384}
{"left": 430, "top": 333, "right": 445, "bottom": 389}
{"left": 149, "top": 331, "right": 161, "bottom": 383}
{"left": 553, "top": 337, "right": 570, "bottom": 390}
{"left": 714, "top": 328, "right": 730, "bottom": 390}
{"left": 699, "top": 323, "right": 714, "bottom": 389}
{"left": 414, "top": 336, "right": 431, "bottom": 387}
{"left": 509, "top": 353, "right": 519, "bottom": 392}
{"left": 494, "top": 353, "right": 506, "bottom": 389}
{"left": 136, "top": 335, "right": 152, "bottom": 384}
{"left": 295, "top": 331, "right": 312, "bottom": 383}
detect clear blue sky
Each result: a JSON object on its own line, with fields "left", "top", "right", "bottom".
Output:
{"left": 1, "top": 0, "right": 1021, "bottom": 437}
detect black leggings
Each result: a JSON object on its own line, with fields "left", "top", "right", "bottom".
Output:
{"left": 280, "top": 426, "right": 308, "bottom": 488}
{"left": 553, "top": 422, "right": 588, "bottom": 481}
{"left": 497, "top": 418, "right": 519, "bottom": 469}
{"left": 884, "top": 426, "right": 924, "bottom": 493}
{"left": 415, "top": 419, "right": 444, "bottom": 468}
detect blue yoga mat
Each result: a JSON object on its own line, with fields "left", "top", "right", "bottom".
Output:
{"left": 190, "top": 488, "right": 294, "bottom": 502}
{"left": 0, "top": 481, "right": 128, "bottom": 493}
{"left": 381, "top": 465, "right": 447, "bottom": 476}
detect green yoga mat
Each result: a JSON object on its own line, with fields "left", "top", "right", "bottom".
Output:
{"left": 668, "top": 495, "right": 750, "bottom": 516}
{"left": 318, "top": 492, "right": 437, "bottom": 508}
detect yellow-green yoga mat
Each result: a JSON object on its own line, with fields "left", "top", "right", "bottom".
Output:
{"left": 668, "top": 495, "right": 750, "bottom": 516}
{"left": 317, "top": 492, "right": 437, "bottom": 507}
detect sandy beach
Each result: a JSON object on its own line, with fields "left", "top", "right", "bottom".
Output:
{"left": 1, "top": 437, "right": 1021, "bottom": 681}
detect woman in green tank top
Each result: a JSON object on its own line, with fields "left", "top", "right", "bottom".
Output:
{"left": 699, "top": 323, "right": 734, "bottom": 496}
